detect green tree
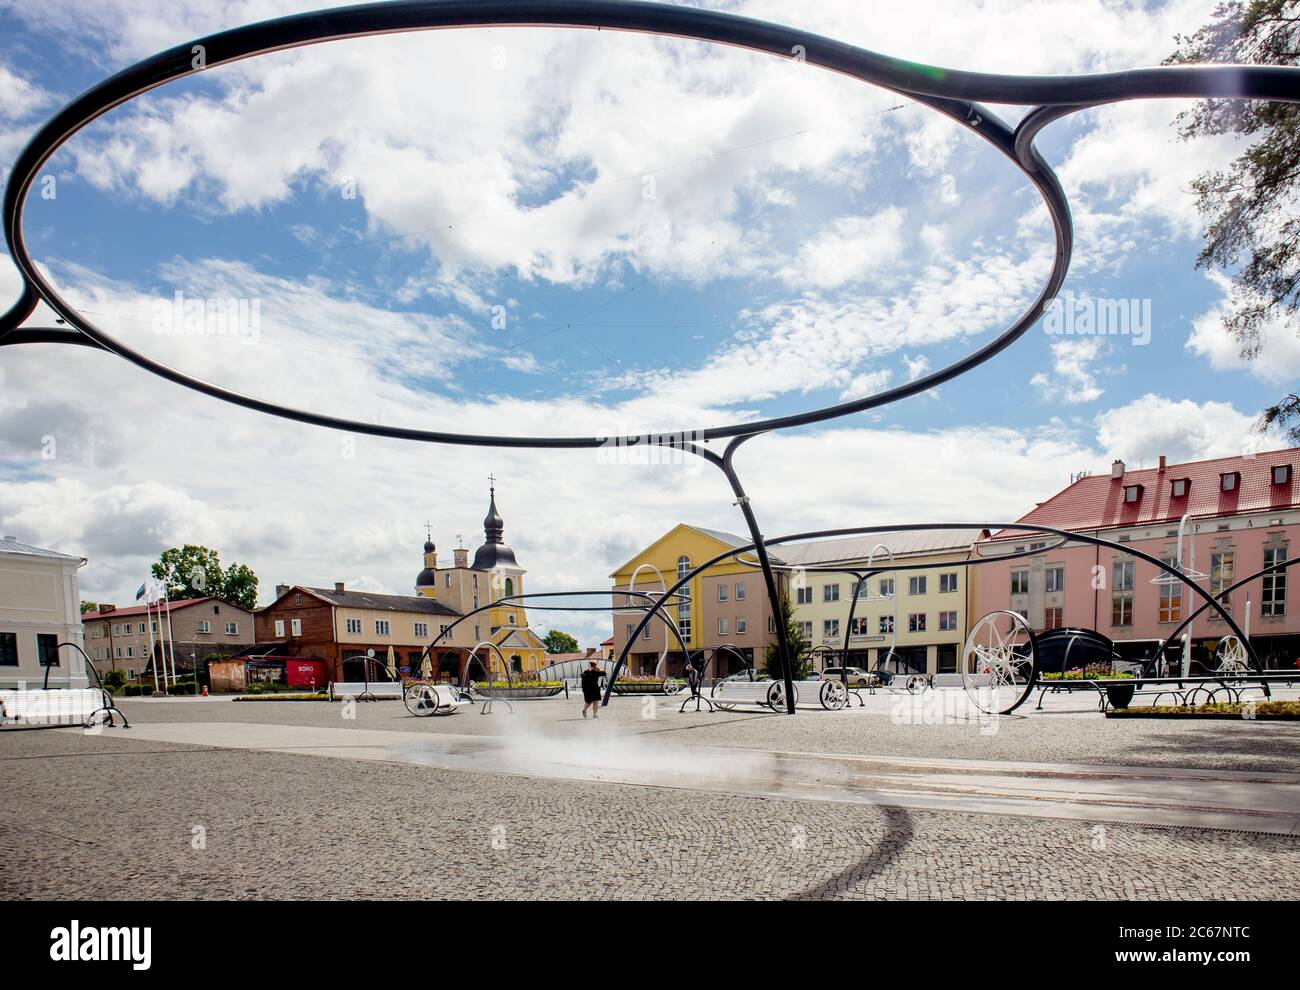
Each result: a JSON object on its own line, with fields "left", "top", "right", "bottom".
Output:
{"left": 763, "top": 592, "right": 811, "bottom": 682}
{"left": 543, "top": 629, "right": 580, "bottom": 654}
{"left": 80, "top": 601, "right": 99, "bottom": 613}
{"left": 1167, "top": 1, "right": 1300, "bottom": 439}
{"left": 151, "top": 545, "right": 259, "bottom": 610}
{"left": 221, "top": 562, "right": 259, "bottom": 612}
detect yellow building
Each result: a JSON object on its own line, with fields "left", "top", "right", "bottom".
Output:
{"left": 414, "top": 483, "right": 547, "bottom": 676}
{"left": 780, "top": 529, "right": 986, "bottom": 675}
{"left": 610, "top": 524, "right": 782, "bottom": 677}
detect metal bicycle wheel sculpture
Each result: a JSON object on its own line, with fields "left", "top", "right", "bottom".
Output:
{"left": 961, "top": 611, "right": 1038, "bottom": 716}
{"left": 2, "top": 1, "right": 1294, "bottom": 714}
{"left": 1215, "top": 635, "right": 1250, "bottom": 675}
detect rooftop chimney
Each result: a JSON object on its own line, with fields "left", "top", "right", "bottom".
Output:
{"left": 335, "top": 581, "right": 346, "bottom": 593}
{"left": 1111, "top": 459, "right": 1126, "bottom": 480}
{"left": 98, "top": 603, "right": 116, "bottom": 614}
{"left": 1158, "top": 455, "right": 1167, "bottom": 472}
{"left": 275, "top": 584, "right": 289, "bottom": 599}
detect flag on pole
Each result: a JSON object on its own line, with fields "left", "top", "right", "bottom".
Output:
{"left": 135, "top": 583, "right": 147, "bottom": 601}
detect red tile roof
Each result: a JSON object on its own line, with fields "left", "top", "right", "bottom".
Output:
{"left": 989, "top": 448, "right": 1299, "bottom": 540}
{"left": 81, "top": 597, "right": 218, "bottom": 620}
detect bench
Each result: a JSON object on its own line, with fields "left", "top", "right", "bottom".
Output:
{"left": 328, "top": 681, "right": 404, "bottom": 701}
{"left": 0, "top": 688, "right": 124, "bottom": 729}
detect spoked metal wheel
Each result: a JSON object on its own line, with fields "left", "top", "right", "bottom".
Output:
{"left": 961, "top": 611, "right": 1038, "bottom": 715}
{"left": 662, "top": 678, "right": 684, "bottom": 696}
{"left": 404, "top": 684, "right": 444, "bottom": 717}
{"left": 819, "top": 680, "right": 848, "bottom": 710}
{"left": 1215, "top": 635, "right": 1249, "bottom": 674}
{"left": 766, "top": 681, "right": 794, "bottom": 711}
{"left": 904, "top": 674, "right": 929, "bottom": 695}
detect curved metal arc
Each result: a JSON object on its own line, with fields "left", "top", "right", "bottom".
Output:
{"left": 1157, "top": 553, "right": 1300, "bottom": 661}
{"left": 2, "top": 2, "right": 1071, "bottom": 449}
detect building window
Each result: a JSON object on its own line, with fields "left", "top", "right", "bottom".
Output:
{"left": 1273, "top": 464, "right": 1293, "bottom": 485}
{"left": 718, "top": 617, "right": 729, "bottom": 637}
{"left": 414, "top": 622, "right": 428, "bottom": 639}
{"left": 799, "top": 621, "right": 813, "bottom": 640}
{"left": 796, "top": 586, "right": 812, "bottom": 605}
{"left": 125, "top": 646, "right": 133, "bottom": 659}
{"left": 879, "top": 616, "right": 894, "bottom": 635}
{"left": 1123, "top": 484, "right": 1143, "bottom": 504}
{"left": 445, "top": 573, "right": 451, "bottom": 587}
{"left": 345, "top": 618, "right": 361, "bottom": 635}
{"left": 908, "top": 576, "right": 927, "bottom": 596}
{"left": 823, "top": 619, "right": 840, "bottom": 639}
{"left": 878, "top": 578, "right": 895, "bottom": 598}
{"left": 736, "top": 618, "right": 747, "bottom": 635}
{"left": 294, "top": 594, "right": 302, "bottom": 606}
{"left": 1210, "top": 550, "right": 1235, "bottom": 612}
{"left": 626, "top": 624, "right": 633, "bottom": 642}
{"left": 1158, "top": 556, "right": 1182, "bottom": 623}
{"left": 939, "top": 611, "right": 958, "bottom": 632}
{"left": 374, "top": 620, "right": 390, "bottom": 636}
{"left": 939, "top": 573, "right": 958, "bottom": 594}
{"left": 850, "top": 617, "right": 871, "bottom": 637}
{"left": 115, "top": 646, "right": 122, "bottom": 659}
{"left": 735, "top": 581, "right": 746, "bottom": 601}
{"left": 1011, "top": 570, "right": 1029, "bottom": 595}
{"left": 677, "top": 555, "right": 691, "bottom": 580}
{"left": 1220, "top": 472, "right": 1239, "bottom": 493}
{"left": 1045, "top": 566, "right": 1065, "bottom": 593}
{"left": 908, "top": 613, "right": 926, "bottom": 633}
{"left": 225, "top": 621, "right": 239, "bottom": 635}
{"left": 643, "top": 624, "right": 651, "bottom": 640}
{"left": 1044, "top": 607, "right": 1063, "bottom": 631}
{"left": 823, "top": 584, "right": 840, "bottom": 603}
{"left": 0, "top": 632, "right": 18, "bottom": 665}
{"left": 196, "top": 621, "right": 211, "bottom": 634}
{"left": 717, "top": 584, "right": 728, "bottom": 602}
{"left": 1171, "top": 478, "right": 1189, "bottom": 498}
{"left": 37, "top": 633, "right": 60, "bottom": 667}
{"left": 1263, "top": 546, "right": 1288, "bottom": 617}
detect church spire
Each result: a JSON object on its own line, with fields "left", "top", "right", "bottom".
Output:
{"left": 482, "top": 475, "right": 504, "bottom": 545}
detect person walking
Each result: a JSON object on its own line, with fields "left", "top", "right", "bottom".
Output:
{"left": 580, "top": 660, "right": 606, "bottom": 718}
{"left": 685, "top": 660, "right": 702, "bottom": 698}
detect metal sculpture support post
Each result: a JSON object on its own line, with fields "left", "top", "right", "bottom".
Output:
{"left": 2, "top": 1, "right": 1296, "bottom": 718}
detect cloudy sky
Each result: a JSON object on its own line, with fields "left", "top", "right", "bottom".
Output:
{"left": 0, "top": 0, "right": 1292, "bottom": 647}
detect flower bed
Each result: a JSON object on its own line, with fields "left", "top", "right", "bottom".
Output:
{"left": 471, "top": 680, "right": 564, "bottom": 699}
{"left": 1108, "top": 701, "right": 1300, "bottom": 720}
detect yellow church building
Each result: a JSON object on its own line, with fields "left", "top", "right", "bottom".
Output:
{"left": 414, "top": 482, "right": 548, "bottom": 679}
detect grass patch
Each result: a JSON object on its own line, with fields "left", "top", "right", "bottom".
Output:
{"left": 1108, "top": 700, "right": 1300, "bottom": 720}
{"left": 233, "top": 693, "right": 330, "bottom": 702}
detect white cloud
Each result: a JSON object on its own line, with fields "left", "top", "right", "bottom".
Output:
{"left": 1031, "top": 336, "right": 1109, "bottom": 405}
{"left": 1094, "top": 393, "right": 1277, "bottom": 465}
{"left": 1187, "top": 271, "right": 1300, "bottom": 384}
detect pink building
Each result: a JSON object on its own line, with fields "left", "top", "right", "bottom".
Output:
{"left": 974, "top": 449, "right": 1298, "bottom": 668}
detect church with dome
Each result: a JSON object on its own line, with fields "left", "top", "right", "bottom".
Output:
{"left": 414, "top": 481, "right": 548, "bottom": 677}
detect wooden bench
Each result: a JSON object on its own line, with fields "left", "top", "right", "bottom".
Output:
{"left": 0, "top": 688, "right": 122, "bottom": 729}
{"left": 328, "top": 681, "right": 404, "bottom": 701}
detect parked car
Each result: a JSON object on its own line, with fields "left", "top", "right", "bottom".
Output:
{"left": 820, "top": 666, "right": 877, "bottom": 687}
{"left": 715, "top": 670, "right": 769, "bottom": 686}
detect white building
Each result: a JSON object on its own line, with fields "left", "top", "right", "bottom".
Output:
{"left": 0, "top": 536, "right": 89, "bottom": 689}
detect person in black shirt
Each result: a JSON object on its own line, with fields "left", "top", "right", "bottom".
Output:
{"left": 580, "top": 661, "right": 606, "bottom": 719}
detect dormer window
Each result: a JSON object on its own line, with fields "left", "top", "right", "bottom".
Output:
{"left": 1170, "top": 478, "right": 1190, "bottom": 499}
{"left": 1220, "top": 472, "right": 1240, "bottom": 493}
{"left": 1123, "top": 484, "right": 1143, "bottom": 504}
{"left": 1273, "top": 464, "right": 1293, "bottom": 486}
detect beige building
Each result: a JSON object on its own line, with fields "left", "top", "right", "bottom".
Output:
{"left": 0, "top": 536, "right": 89, "bottom": 689}
{"left": 82, "top": 596, "right": 255, "bottom": 678}
{"left": 782, "top": 529, "right": 985, "bottom": 675}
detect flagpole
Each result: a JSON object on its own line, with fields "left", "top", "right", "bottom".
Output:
{"left": 164, "top": 590, "right": 179, "bottom": 691}
{"left": 145, "top": 590, "right": 160, "bottom": 694}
